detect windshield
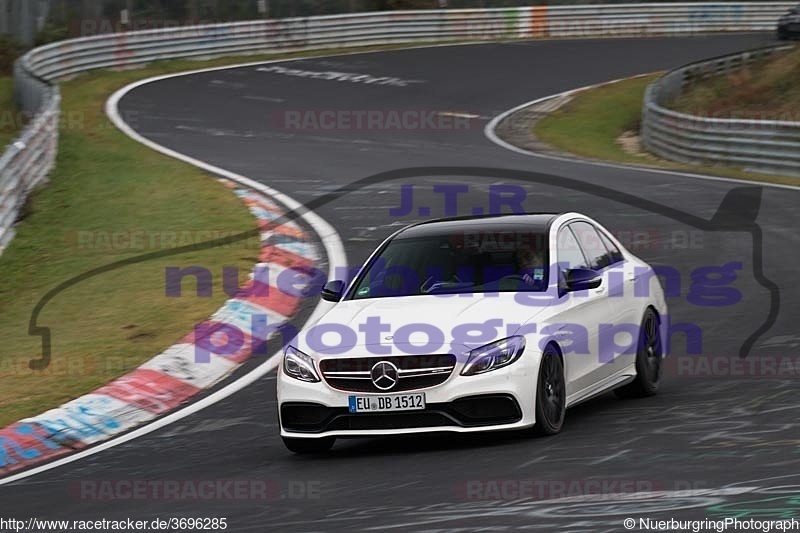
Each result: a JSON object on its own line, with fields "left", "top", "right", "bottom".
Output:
{"left": 347, "top": 229, "right": 550, "bottom": 299}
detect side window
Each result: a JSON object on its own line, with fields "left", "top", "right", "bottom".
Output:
{"left": 598, "top": 229, "right": 625, "bottom": 266}
{"left": 569, "top": 221, "right": 611, "bottom": 270}
{"left": 557, "top": 226, "right": 587, "bottom": 271}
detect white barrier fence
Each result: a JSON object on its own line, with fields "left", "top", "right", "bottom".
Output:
{"left": 1, "top": 3, "right": 793, "bottom": 252}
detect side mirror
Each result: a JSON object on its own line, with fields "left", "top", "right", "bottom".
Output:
{"left": 321, "top": 280, "right": 345, "bottom": 302}
{"left": 565, "top": 268, "right": 602, "bottom": 292}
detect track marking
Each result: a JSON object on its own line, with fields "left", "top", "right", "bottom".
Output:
{"left": 437, "top": 111, "right": 487, "bottom": 120}
{"left": 518, "top": 455, "right": 548, "bottom": 468}
{"left": 243, "top": 95, "right": 286, "bottom": 103}
{"left": 589, "top": 449, "right": 630, "bottom": 464}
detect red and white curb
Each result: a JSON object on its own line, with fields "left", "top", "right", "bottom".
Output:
{"left": 0, "top": 179, "right": 325, "bottom": 477}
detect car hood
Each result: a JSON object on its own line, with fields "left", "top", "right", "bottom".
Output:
{"left": 297, "top": 293, "right": 554, "bottom": 356}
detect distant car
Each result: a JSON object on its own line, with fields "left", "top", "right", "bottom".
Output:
{"left": 277, "top": 213, "right": 668, "bottom": 453}
{"left": 777, "top": 3, "right": 800, "bottom": 39}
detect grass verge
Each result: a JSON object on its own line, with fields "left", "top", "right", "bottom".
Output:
{"left": 0, "top": 77, "right": 20, "bottom": 149}
{"left": 533, "top": 74, "right": 800, "bottom": 188}
{"left": 536, "top": 75, "right": 657, "bottom": 164}
{"left": 671, "top": 46, "right": 800, "bottom": 119}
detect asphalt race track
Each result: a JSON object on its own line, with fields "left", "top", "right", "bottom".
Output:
{"left": 3, "top": 34, "right": 800, "bottom": 531}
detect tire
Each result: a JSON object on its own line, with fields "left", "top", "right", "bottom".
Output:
{"left": 615, "top": 308, "right": 663, "bottom": 398}
{"left": 282, "top": 436, "right": 335, "bottom": 454}
{"left": 532, "top": 345, "right": 566, "bottom": 436}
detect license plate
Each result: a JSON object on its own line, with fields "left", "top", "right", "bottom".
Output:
{"left": 348, "top": 393, "right": 425, "bottom": 413}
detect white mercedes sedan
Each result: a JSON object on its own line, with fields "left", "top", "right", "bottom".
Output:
{"left": 277, "top": 213, "right": 668, "bottom": 453}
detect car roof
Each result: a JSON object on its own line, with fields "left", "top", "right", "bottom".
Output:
{"left": 395, "top": 213, "right": 562, "bottom": 239}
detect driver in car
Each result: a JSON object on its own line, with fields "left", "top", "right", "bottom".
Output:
{"left": 516, "top": 248, "right": 546, "bottom": 287}
{"left": 498, "top": 247, "right": 546, "bottom": 291}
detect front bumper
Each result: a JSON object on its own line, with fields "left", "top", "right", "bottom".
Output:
{"left": 277, "top": 354, "right": 539, "bottom": 438}
{"left": 282, "top": 394, "right": 522, "bottom": 434}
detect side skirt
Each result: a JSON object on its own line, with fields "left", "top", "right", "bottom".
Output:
{"left": 566, "top": 367, "right": 636, "bottom": 408}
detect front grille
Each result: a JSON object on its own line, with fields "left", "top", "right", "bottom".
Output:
{"left": 328, "top": 412, "right": 454, "bottom": 431}
{"left": 319, "top": 354, "right": 457, "bottom": 393}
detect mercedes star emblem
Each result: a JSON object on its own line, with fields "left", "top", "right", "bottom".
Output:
{"left": 370, "top": 361, "right": 399, "bottom": 391}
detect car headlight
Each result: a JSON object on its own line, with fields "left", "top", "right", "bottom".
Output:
{"left": 283, "top": 346, "right": 321, "bottom": 382}
{"left": 461, "top": 336, "right": 526, "bottom": 376}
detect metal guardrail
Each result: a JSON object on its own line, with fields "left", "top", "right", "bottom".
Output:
{"left": 642, "top": 44, "right": 800, "bottom": 176}
{"left": 0, "top": 71, "right": 58, "bottom": 250}
{"left": 1, "top": 3, "right": 795, "bottom": 253}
